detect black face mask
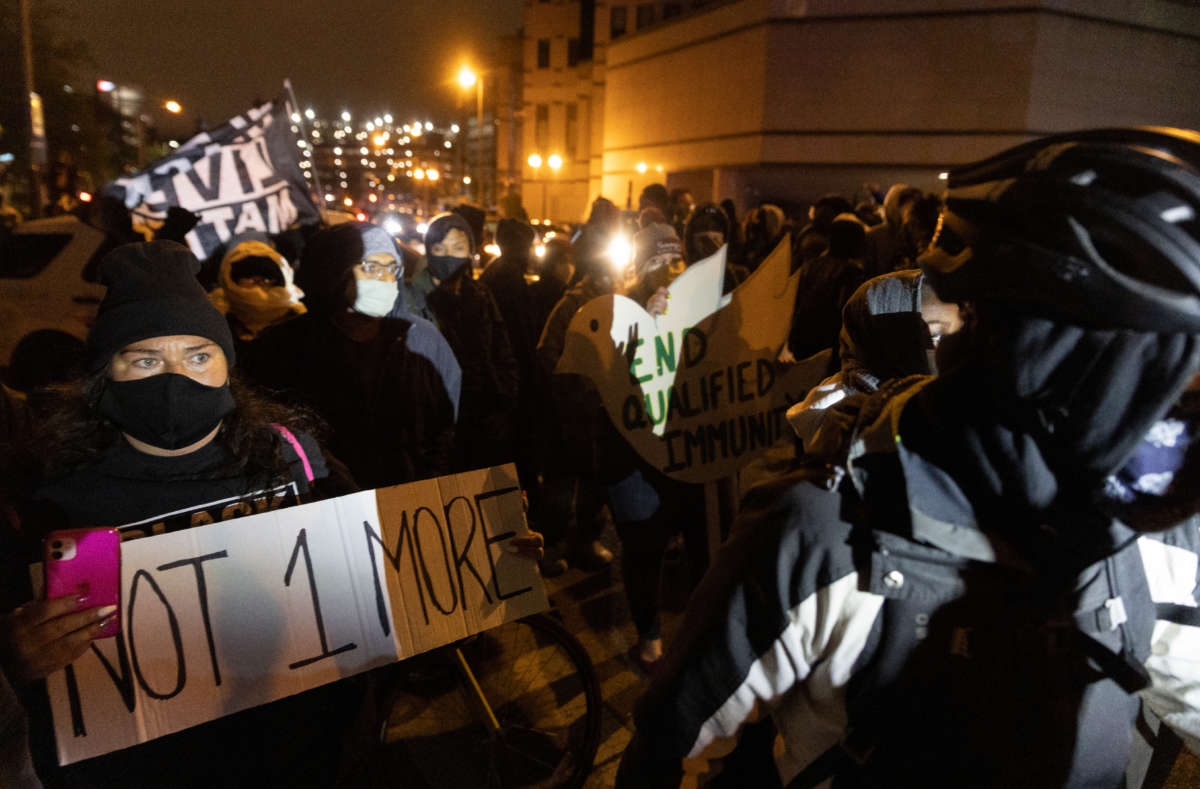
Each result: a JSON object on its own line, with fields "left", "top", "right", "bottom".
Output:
{"left": 426, "top": 254, "right": 470, "bottom": 282}
{"left": 97, "top": 374, "right": 236, "bottom": 450}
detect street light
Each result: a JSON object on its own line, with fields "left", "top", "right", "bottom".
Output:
{"left": 163, "top": 100, "right": 182, "bottom": 114}
{"left": 458, "top": 64, "right": 485, "bottom": 202}
{"left": 528, "top": 153, "right": 561, "bottom": 222}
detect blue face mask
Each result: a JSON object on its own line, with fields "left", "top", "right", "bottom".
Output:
{"left": 1106, "top": 418, "right": 1195, "bottom": 503}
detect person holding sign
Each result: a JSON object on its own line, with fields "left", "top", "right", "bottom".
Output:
{"left": 0, "top": 240, "right": 365, "bottom": 787}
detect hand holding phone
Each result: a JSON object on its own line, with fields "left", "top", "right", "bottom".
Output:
{"left": 0, "top": 597, "right": 117, "bottom": 683}
{"left": 44, "top": 528, "right": 121, "bottom": 639}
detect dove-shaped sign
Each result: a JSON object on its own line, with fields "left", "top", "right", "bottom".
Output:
{"left": 557, "top": 237, "right": 828, "bottom": 483}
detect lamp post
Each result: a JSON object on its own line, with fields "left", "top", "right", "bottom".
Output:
{"left": 458, "top": 65, "right": 484, "bottom": 202}
{"left": 527, "top": 153, "right": 543, "bottom": 221}
{"left": 527, "top": 152, "right": 563, "bottom": 223}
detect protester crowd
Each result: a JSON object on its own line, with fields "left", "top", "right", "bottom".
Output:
{"left": 1, "top": 126, "right": 1200, "bottom": 787}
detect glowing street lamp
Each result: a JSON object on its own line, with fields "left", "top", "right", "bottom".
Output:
{"left": 528, "top": 153, "right": 543, "bottom": 169}
{"left": 547, "top": 153, "right": 563, "bottom": 170}
{"left": 458, "top": 66, "right": 478, "bottom": 89}
{"left": 163, "top": 100, "right": 182, "bottom": 114}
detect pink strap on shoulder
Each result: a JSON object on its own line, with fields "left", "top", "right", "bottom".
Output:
{"left": 271, "top": 423, "right": 314, "bottom": 483}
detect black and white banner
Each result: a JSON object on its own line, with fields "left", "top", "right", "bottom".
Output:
{"left": 104, "top": 100, "right": 320, "bottom": 260}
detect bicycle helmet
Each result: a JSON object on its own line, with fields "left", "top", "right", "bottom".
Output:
{"left": 919, "top": 127, "right": 1200, "bottom": 332}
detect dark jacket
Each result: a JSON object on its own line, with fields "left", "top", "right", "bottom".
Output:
{"left": 787, "top": 254, "right": 867, "bottom": 363}
{"left": 425, "top": 271, "right": 520, "bottom": 471}
{"left": 617, "top": 310, "right": 1200, "bottom": 787}
{"left": 479, "top": 254, "right": 543, "bottom": 419}
{"left": 537, "top": 277, "right": 609, "bottom": 474}
{"left": 246, "top": 314, "right": 457, "bottom": 487}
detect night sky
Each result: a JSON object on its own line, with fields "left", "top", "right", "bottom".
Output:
{"left": 47, "top": 0, "right": 523, "bottom": 129}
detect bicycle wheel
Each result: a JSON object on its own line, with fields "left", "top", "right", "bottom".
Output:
{"left": 377, "top": 612, "right": 603, "bottom": 789}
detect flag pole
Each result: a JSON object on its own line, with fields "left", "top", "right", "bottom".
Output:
{"left": 283, "top": 78, "right": 325, "bottom": 205}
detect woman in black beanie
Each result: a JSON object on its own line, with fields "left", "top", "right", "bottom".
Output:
{"left": 0, "top": 241, "right": 365, "bottom": 788}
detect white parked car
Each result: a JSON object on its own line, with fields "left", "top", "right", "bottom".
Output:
{"left": 0, "top": 215, "right": 108, "bottom": 369}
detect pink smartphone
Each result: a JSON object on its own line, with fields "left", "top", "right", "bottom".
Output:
{"left": 44, "top": 528, "right": 121, "bottom": 639}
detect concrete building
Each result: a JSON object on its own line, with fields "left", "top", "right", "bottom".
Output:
{"left": 519, "top": 0, "right": 1200, "bottom": 223}
{"left": 602, "top": 0, "right": 1200, "bottom": 214}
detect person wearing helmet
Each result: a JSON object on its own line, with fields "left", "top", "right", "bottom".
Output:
{"left": 616, "top": 128, "right": 1200, "bottom": 788}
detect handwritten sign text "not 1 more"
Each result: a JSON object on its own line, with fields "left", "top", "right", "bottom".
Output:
{"left": 44, "top": 465, "right": 548, "bottom": 766}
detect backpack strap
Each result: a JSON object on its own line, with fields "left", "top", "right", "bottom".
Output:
{"left": 271, "top": 423, "right": 314, "bottom": 483}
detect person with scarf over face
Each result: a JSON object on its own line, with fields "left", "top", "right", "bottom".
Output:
{"left": 208, "top": 232, "right": 306, "bottom": 354}
{"left": 617, "top": 128, "right": 1200, "bottom": 788}
{"left": 787, "top": 269, "right": 962, "bottom": 462}
{"left": 246, "top": 222, "right": 460, "bottom": 488}
{"left": 419, "top": 213, "right": 520, "bottom": 472}
{"left": 0, "top": 241, "right": 365, "bottom": 787}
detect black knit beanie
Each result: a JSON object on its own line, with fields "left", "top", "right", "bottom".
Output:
{"left": 86, "top": 241, "right": 237, "bottom": 371}
{"left": 496, "top": 218, "right": 535, "bottom": 255}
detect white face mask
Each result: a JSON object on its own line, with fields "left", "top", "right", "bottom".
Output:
{"left": 353, "top": 279, "right": 399, "bottom": 317}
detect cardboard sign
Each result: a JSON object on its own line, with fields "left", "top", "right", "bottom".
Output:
{"left": 557, "top": 240, "right": 827, "bottom": 483}
{"left": 44, "top": 465, "right": 547, "bottom": 766}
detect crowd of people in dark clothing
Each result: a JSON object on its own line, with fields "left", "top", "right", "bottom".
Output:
{"left": 2, "top": 126, "right": 1200, "bottom": 788}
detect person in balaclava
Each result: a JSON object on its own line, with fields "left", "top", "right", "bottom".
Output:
{"left": 420, "top": 212, "right": 520, "bottom": 472}
{"left": 247, "top": 222, "right": 460, "bottom": 488}
{"left": 0, "top": 240, "right": 366, "bottom": 788}
{"left": 208, "top": 232, "right": 306, "bottom": 353}
{"left": 617, "top": 127, "right": 1200, "bottom": 789}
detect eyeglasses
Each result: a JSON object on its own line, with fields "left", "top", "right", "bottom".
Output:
{"left": 357, "top": 259, "right": 401, "bottom": 279}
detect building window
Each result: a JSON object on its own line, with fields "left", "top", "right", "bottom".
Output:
{"left": 610, "top": 6, "right": 627, "bottom": 39}
{"left": 636, "top": 3, "right": 654, "bottom": 29}
{"left": 663, "top": 2, "right": 681, "bottom": 18}
{"left": 537, "top": 39, "right": 551, "bottom": 68}
{"left": 535, "top": 104, "right": 549, "bottom": 150}
{"left": 566, "top": 103, "right": 578, "bottom": 159}
{"left": 568, "top": 38, "right": 580, "bottom": 67}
